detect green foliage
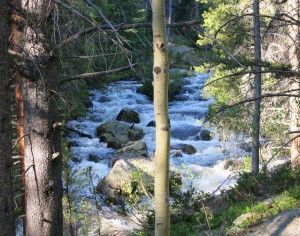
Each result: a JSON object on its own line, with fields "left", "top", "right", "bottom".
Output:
{"left": 58, "top": 80, "right": 89, "bottom": 120}
{"left": 208, "top": 166, "right": 300, "bottom": 230}
{"left": 170, "top": 222, "right": 199, "bottom": 236}
{"left": 62, "top": 140, "right": 104, "bottom": 235}
{"left": 195, "top": 0, "right": 292, "bottom": 150}
{"left": 214, "top": 190, "right": 298, "bottom": 229}
{"left": 226, "top": 168, "right": 300, "bottom": 202}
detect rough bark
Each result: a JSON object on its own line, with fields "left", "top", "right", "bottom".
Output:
{"left": 0, "top": 0, "right": 15, "bottom": 235}
{"left": 21, "top": 0, "right": 63, "bottom": 235}
{"left": 23, "top": 79, "right": 63, "bottom": 236}
{"left": 152, "top": 0, "right": 171, "bottom": 235}
{"left": 251, "top": 0, "right": 262, "bottom": 173}
{"left": 288, "top": 0, "right": 300, "bottom": 168}
{"left": 10, "top": 0, "right": 26, "bottom": 232}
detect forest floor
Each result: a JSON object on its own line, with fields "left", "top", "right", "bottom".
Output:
{"left": 193, "top": 164, "right": 300, "bottom": 236}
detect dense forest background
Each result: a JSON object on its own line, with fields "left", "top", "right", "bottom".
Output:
{"left": 1, "top": 0, "right": 300, "bottom": 235}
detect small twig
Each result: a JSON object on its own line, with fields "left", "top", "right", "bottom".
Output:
{"left": 263, "top": 134, "right": 300, "bottom": 169}
{"left": 201, "top": 201, "right": 211, "bottom": 230}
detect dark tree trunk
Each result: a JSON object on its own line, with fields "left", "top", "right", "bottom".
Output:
{"left": 0, "top": 0, "right": 15, "bottom": 235}
{"left": 287, "top": 0, "right": 300, "bottom": 168}
{"left": 23, "top": 79, "right": 63, "bottom": 236}
{"left": 21, "top": 0, "right": 63, "bottom": 235}
{"left": 167, "top": 0, "right": 172, "bottom": 39}
{"left": 10, "top": 0, "right": 26, "bottom": 232}
{"left": 251, "top": 0, "right": 262, "bottom": 174}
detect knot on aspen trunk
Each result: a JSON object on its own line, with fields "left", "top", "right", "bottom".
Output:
{"left": 156, "top": 42, "right": 164, "bottom": 49}
{"left": 153, "top": 66, "right": 162, "bottom": 74}
{"left": 161, "top": 126, "right": 169, "bottom": 131}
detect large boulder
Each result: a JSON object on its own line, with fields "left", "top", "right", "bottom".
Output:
{"left": 244, "top": 209, "right": 300, "bottom": 236}
{"left": 171, "top": 144, "right": 197, "bottom": 154}
{"left": 114, "top": 141, "right": 148, "bottom": 159}
{"left": 116, "top": 108, "right": 141, "bottom": 123}
{"left": 97, "top": 121, "right": 144, "bottom": 149}
{"left": 97, "top": 158, "right": 154, "bottom": 200}
{"left": 97, "top": 158, "right": 182, "bottom": 200}
{"left": 110, "top": 141, "right": 148, "bottom": 167}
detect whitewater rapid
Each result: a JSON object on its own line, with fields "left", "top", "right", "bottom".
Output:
{"left": 67, "top": 72, "right": 239, "bottom": 196}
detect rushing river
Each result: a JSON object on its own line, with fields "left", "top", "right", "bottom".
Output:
{"left": 66, "top": 72, "right": 238, "bottom": 197}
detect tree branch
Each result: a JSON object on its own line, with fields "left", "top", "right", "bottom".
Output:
{"left": 202, "top": 69, "right": 300, "bottom": 90}
{"left": 53, "top": 0, "right": 97, "bottom": 26}
{"left": 213, "top": 12, "right": 300, "bottom": 40}
{"left": 57, "top": 20, "right": 201, "bottom": 49}
{"left": 205, "top": 92, "right": 300, "bottom": 122}
{"left": 60, "top": 64, "right": 136, "bottom": 83}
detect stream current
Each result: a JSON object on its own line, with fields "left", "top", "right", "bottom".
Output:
{"left": 67, "top": 72, "right": 238, "bottom": 197}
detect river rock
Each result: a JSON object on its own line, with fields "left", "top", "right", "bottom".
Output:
{"left": 244, "top": 209, "right": 300, "bottom": 236}
{"left": 111, "top": 141, "right": 148, "bottom": 167}
{"left": 223, "top": 159, "right": 244, "bottom": 171}
{"left": 98, "top": 95, "right": 111, "bottom": 103}
{"left": 64, "top": 126, "right": 93, "bottom": 139}
{"left": 83, "top": 98, "right": 93, "bottom": 108}
{"left": 97, "top": 158, "right": 182, "bottom": 201}
{"left": 71, "top": 156, "right": 82, "bottom": 163}
{"left": 77, "top": 201, "right": 142, "bottom": 236}
{"left": 200, "top": 129, "right": 212, "bottom": 141}
{"left": 97, "top": 121, "right": 144, "bottom": 149}
{"left": 146, "top": 120, "right": 156, "bottom": 127}
{"left": 88, "top": 153, "right": 105, "bottom": 163}
{"left": 170, "top": 150, "right": 183, "bottom": 158}
{"left": 97, "top": 158, "right": 154, "bottom": 200}
{"left": 239, "top": 142, "right": 252, "bottom": 153}
{"left": 171, "top": 144, "right": 197, "bottom": 154}
{"left": 99, "top": 133, "right": 128, "bottom": 149}
{"left": 233, "top": 212, "right": 257, "bottom": 226}
{"left": 114, "top": 141, "right": 148, "bottom": 159}
{"left": 116, "top": 108, "right": 141, "bottom": 123}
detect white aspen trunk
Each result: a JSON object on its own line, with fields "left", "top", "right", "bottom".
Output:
{"left": 152, "top": 0, "right": 171, "bottom": 235}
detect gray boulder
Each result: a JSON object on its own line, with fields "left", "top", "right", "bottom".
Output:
{"left": 97, "top": 158, "right": 154, "bottom": 200}
{"left": 114, "top": 141, "right": 148, "bottom": 158}
{"left": 110, "top": 141, "right": 148, "bottom": 167}
{"left": 97, "top": 121, "right": 144, "bottom": 149}
{"left": 97, "top": 158, "right": 182, "bottom": 200}
{"left": 244, "top": 209, "right": 300, "bottom": 236}
{"left": 170, "top": 150, "right": 183, "bottom": 158}
{"left": 116, "top": 108, "right": 141, "bottom": 123}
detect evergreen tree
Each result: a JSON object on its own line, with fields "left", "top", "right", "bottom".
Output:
{"left": 0, "top": 0, "right": 14, "bottom": 234}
